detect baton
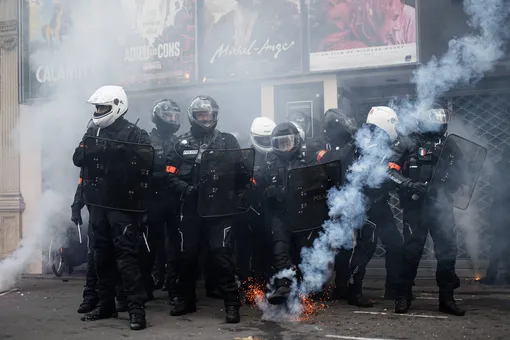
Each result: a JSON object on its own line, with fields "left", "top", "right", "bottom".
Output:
{"left": 143, "top": 226, "right": 151, "bottom": 252}
{"left": 77, "top": 223, "right": 83, "bottom": 244}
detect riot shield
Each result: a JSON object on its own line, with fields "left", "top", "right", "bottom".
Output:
{"left": 81, "top": 137, "right": 154, "bottom": 212}
{"left": 287, "top": 160, "right": 343, "bottom": 232}
{"left": 197, "top": 148, "right": 255, "bottom": 218}
{"left": 428, "top": 134, "right": 487, "bottom": 210}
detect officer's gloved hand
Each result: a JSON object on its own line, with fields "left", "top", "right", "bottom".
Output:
{"left": 408, "top": 181, "right": 428, "bottom": 194}
{"left": 71, "top": 207, "right": 83, "bottom": 226}
{"left": 185, "top": 185, "right": 197, "bottom": 197}
{"left": 266, "top": 185, "right": 285, "bottom": 201}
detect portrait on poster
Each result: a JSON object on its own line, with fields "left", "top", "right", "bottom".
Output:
{"left": 201, "top": 0, "right": 302, "bottom": 80}
{"left": 120, "top": 0, "right": 197, "bottom": 88}
{"left": 308, "top": 0, "right": 418, "bottom": 72}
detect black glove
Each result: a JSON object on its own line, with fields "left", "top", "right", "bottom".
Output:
{"left": 407, "top": 181, "right": 428, "bottom": 194}
{"left": 71, "top": 206, "right": 83, "bottom": 226}
{"left": 185, "top": 185, "right": 197, "bottom": 197}
{"left": 266, "top": 185, "right": 285, "bottom": 201}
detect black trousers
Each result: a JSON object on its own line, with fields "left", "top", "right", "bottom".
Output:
{"left": 82, "top": 225, "right": 98, "bottom": 304}
{"left": 89, "top": 207, "right": 146, "bottom": 313}
{"left": 270, "top": 211, "right": 321, "bottom": 285}
{"left": 348, "top": 200, "right": 403, "bottom": 292}
{"left": 398, "top": 198, "right": 460, "bottom": 297}
{"left": 174, "top": 194, "right": 240, "bottom": 307}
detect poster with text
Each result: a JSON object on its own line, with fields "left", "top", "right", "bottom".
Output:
{"left": 119, "top": 0, "right": 197, "bottom": 89}
{"left": 201, "top": 0, "right": 302, "bottom": 81}
{"left": 308, "top": 0, "right": 418, "bottom": 72}
{"left": 25, "top": 0, "right": 196, "bottom": 99}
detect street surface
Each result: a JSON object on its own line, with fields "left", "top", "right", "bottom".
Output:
{"left": 1, "top": 276, "right": 509, "bottom": 340}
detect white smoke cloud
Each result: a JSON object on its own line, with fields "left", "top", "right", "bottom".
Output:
{"left": 0, "top": 0, "right": 143, "bottom": 291}
{"left": 259, "top": 0, "right": 510, "bottom": 320}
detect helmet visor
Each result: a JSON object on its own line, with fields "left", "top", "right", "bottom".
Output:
{"left": 271, "top": 134, "right": 298, "bottom": 152}
{"left": 191, "top": 109, "right": 217, "bottom": 128}
{"left": 429, "top": 108, "right": 451, "bottom": 123}
{"left": 157, "top": 110, "right": 180, "bottom": 125}
{"left": 94, "top": 105, "right": 112, "bottom": 117}
{"left": 253, "top": 135, "right": 271, "bottom": 148}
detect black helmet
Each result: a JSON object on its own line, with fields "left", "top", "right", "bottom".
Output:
{"left": 152, "top": 99, "right": 181, "bottom": 133}
{"left": 288, "top": 110, "right": 311, "bottom": 136}
{"left": 417, "top": 103, "right": 450, "bottom": 137}
{"left": 188, "top": 95, "right": 219, "bottom": 134}
{"left": 323, "top": 109, "right": 357, "bottom": 147}
{"left": 271, "top": 122, "right": 302, "bottom": 159}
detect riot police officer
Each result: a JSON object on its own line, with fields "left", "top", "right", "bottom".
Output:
{"left": 315, "top": 109, "right": 357, "bottom": 299}
{"left": 165, "top": 95, "right": 242, "bottom": 323}
{"left": 72, "top": 85, "right": 150, "bottom": 330}
{"left": 144, "top": 99, "right": 181, "bottom": 303}
{"left": 241, "top": 117, "right": 277, "bottom": 285}
{"left": 262, "top": 122, "right": 311, "bottom": 305}
{"left": 345, "top": 107, "right": 403, "bottom": 307}
{"left": 388, "top": 104, "right": 465, "bottom": 316}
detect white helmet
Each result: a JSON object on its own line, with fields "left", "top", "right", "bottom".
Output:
{"left": 250, "top": 117, "right": 276, "bottom": 154}
{"left": 366, "top": 106, "right": 399, "bottom": 142}
{"left": 88, "top": 85, "right": 128, "bottom": 128}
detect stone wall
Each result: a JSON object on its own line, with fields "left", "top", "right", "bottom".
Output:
{"left": 0, "top": 0, "right": 24, "bottom": 259}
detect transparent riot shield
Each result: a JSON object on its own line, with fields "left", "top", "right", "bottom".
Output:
{"left": 82, "top": 137, "right": 154, "bottom": 212}
{"left": 287, "top": 160, "right": 343, "bottom": 232}
{"left": 197, "top": 148, "right": 255, "bottom": 218}
{"left": 428, "top": 134, "right": 487, "bottom": 210}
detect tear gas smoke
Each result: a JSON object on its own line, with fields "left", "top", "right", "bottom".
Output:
{"left": 0, "top": 1, "right": 143, "bottom": 291}
{"left": 259, "top": 0, "right": 510, "bottom": 320}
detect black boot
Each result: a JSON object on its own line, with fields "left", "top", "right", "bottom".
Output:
{"left": 129, "top": 310, "right": 146, "bottom": 330}
{"left": 77, "top": 300, "right": 97, "bottom": 314}
{"left": 170, "top": 298, "right": 197, "bottom": 316}
{"left": 267, "top": 278, "right": 291, "bottom": 305}
{"left": 225, "top": 306, "right": 241, "bottom": 323}
{"left": 116, "top": 299, "right": 129, "bottom": 313}
{"left": 332, "top": 284, "right": 348, "bottom": 300}
{"left": 347, "top": 285, "right": 374, "bottom": 308}
{"left": 439, "top": 292, "right": 465, "bottom": 316}
{"left": 394, "top": 297, "right": 411, "bottom": 314}
{"left": 81, "top": 305, "right": 118, "bottom": 321}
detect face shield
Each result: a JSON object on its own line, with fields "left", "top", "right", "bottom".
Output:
{"left": 156, "top": 110, "right": 180, "bottom": 126}
{"left": 191, "top": 109, "right": 217, "bottom": 128}
{"left": 94, "top": 105, "right": 112, "bottom": 117}
{"left": 253, "top": 135, "right": 271, "bottom": 149}
{"left": 271, "top": 134, "right": 298, "bottom": 152}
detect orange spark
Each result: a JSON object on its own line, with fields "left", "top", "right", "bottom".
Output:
{"left": 298, "top": 295, "right": 326, "bottom": 321}
{"left": 242, "top": 278, "right": 266, "bottom": 306}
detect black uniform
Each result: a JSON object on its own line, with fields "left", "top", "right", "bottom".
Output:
{"left": 165, "top": 128, "right": 242, "bottom": 309}
{"left": 143, "top": 127, "right": 179, "bottom": 298}
{"left": 72, "top": 182, "right": 98, "bottom": 313}
{"left": 388, "top": 133, "right": 464, "bottom": 316}
{"left": 72, "top": 117, "right": 150, "bottom": 323}
{"left": 316, "top": 109, "right": 358, "bottom": 299}
{"left": 233, "top": 148, "right": 272, "bottom": 286}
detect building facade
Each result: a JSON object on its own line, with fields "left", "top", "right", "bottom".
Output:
{"left": 1, "top": 0, "right": 509, "bottom": 276}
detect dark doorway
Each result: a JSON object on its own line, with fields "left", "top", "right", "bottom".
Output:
{"left": 274, "top": 82, "right": 324, "bottom": 140}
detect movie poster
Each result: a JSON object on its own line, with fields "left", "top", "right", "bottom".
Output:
{"left": 25, "top": 0, "right": 196, "bottom": 99}
{"left": 200, "top": 0, "right": 302, "bottom": 81}
{"left": 308, "top": 0, "right": 418, "bottom": 72}
{"left": 119, "top": 0, "right": 197, "bottom": 89}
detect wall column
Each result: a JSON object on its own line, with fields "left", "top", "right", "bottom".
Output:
{"left": 0, "top": 0, "right": 24, "bottom": 259}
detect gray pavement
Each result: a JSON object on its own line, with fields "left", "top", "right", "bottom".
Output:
{"left": 1, "top": 276, "right": 510, "bottom": 340}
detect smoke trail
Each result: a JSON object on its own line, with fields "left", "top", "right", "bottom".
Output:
{"left": 260, "top": 0, "right": 510, "bottom": 320}
{"left": 0, "top": 0, "right": 141, "bottom": 291}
